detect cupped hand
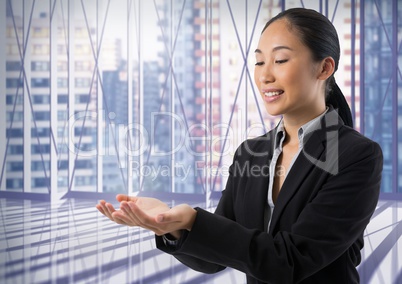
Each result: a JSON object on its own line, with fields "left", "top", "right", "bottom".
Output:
{"left": 112, "top": 197, "right": 197, "bottom": 237}
{"left": 96, "top": 200, "right": 122, "bottom": 223}
{"left": 114, "top": 196, "right": 171, "bottom": 227}
{"left": 95, "top": 194, "right": 144, "bottom": 225}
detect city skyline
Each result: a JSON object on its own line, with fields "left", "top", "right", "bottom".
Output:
{"left": 1, "top": 0, "right": 401, "bottom": 198}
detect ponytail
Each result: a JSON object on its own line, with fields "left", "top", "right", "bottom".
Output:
{"left": 326, "top": 78, "right": 354, "bottom": 128}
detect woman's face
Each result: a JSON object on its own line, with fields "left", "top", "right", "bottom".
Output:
{"left": 254, "top": 19, "right": 326, "bottom": 118}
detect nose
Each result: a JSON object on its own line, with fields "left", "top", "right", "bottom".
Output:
{"left": 258, "top": 64, "right": 274, "bottom": 84}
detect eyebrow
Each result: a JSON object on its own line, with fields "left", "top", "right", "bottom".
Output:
{"left": 254, "top": 46, "right": 293, "bottom": 53}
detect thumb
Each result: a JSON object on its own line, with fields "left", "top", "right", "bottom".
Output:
{"left": 116, "top": 194, "right": 128, "bottom": 202}
{"left": 156, "top": 214, "right": 164, "bottom": 223}
{"left": 156, "top": 211, "right": 176, "bottom": 223}
{"left": 156, "top": 204, "right": 190, "bottom": 223}
{"left": 116, "top": 194, "right": 138, "bottom": 203}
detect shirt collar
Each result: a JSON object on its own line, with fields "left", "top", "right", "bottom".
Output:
{"left": 274, "top": 107, "right": 328, "bottom": 150}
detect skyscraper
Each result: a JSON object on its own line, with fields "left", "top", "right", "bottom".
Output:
{"left": 361, "top": 0, "right": 401, "bottom": 194}
{"left": 156, "top": 0, "right": 221, "bottom": 194}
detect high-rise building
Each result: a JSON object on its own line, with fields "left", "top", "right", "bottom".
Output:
{"left": 1, "top": 3, "right": 124, "bottom": 195}
{"left": 2, "top": 0, "right": 399, "bottom": 199}
{"left": 156, "top": 0, "right": 222, "bottom": 194}
{"left": 361, "top": 0, "right": 401, "bottom": 194}
{"left": 102, "top": 62, "right": 129, "bottom": 193}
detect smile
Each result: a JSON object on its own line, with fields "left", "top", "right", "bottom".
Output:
{"left": 263, "top": 91, "right": 283, "bottom": 97}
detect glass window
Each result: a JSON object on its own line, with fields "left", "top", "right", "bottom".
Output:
{"left": 75, "top": 94, "right": 89, "bottom": 104}
{"left": 6, "top": 128, "right": 23, "bottom": 138}
{"left": 57, "top": 144, "right": 67, "bottom": 156}
{"left": 32, "top": 177, "right": 50, "bottom": 188}
{"left": 75, "top": 27, "right": 87, "bottom": 37}
{"left": 6, "top": 111, "right": 23, "bottom": 122}
{"left": 74, "top": 143, "right": 94, "bottom": 152}
{"left": 75, "top": 44, "right": 91, "bottom": 55}
{"left": 31, "top": 161, "right": 50, "bottom": 171}
{"left": 6, "top": 95, "right": 23, "bottom": 105}
{"left": 75, "top": 78, "right": 91, "bottom": 88}
{"left": 6, "top": 78, "right": 23, "bottom": 88}
{"left": 31, "top": 144, "right": 50, "bottom": 154}
{"left": 57, "top": 61, "right": 68, "bottom": 72}
{"left": 31, "top": 78, "right": 50, "bottom": 88}
{"left": 58, "top": 160, "right": 68, "bottom": 170}
{"left": 75, "top": 176, "right": 96, "bottom": 186}
{"left": 33, "top": 95, "right": 50, "bottom": 104}
{"left": 57, "top": 44, "right": 67, "bottom": 55}
{"left": 7, "top": 161, "right": 23, "bottom": 172}
{"left": 32, "top": 44, "right": 49, "bottom": 55}
{"left": 6, "top": 178, "right": 23, "bottom": 190}
{"left": 6, "top": 27, "right": 14, "bottom": 37}
{"left": 7, "top": 145, "right": 23, "bottom": 155}
{"left": 75, "top": 61, "right": 93, "bottom": 71}
{"left": 57, "top": 94, "right": 68, "bottom": 104}
{"left": 6, "top": 61, "right": 21, "bottom": 71}
{"left": 32, "top": 127, "right": 50, "bottom": 137}
{"left": 58, "top": 176, "right": 68, "bottom": 187}
{"left": 34, "top": 111, "right": 50, "bottom": 121}
{"left": 58, "top": 110, "right": 67, "bottom": 121}
{"left": 32, "top": 27, "right": 49, "bottom": 38}
{"left": 74, "top": 127, "right": 92, "bottom": 136}
{"left": 31, "top": 61, "right": 50, "bottom": 71}
{"left": 58, "top": 78, "right": 68, "bottom": 88}
{"left": 6, "top": 44, "right": 20, "bottom": 55}
{"left": 75, "top": 159, "right": 93, "bottom": 169}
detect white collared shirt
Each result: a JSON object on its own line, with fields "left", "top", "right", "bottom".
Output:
{"left": 266, "top": 108, "right": 328, "bottom": 232}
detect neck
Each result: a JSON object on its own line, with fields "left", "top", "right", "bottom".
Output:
{"left": 282, "top": 104, "right": 326, "bottom": 144}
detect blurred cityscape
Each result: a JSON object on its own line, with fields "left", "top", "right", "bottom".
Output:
{"left": 1, "top": 1, "right": 402, "bottom": 283}
{"left": 0, "top": 0, "right": 401, "bottom": 199}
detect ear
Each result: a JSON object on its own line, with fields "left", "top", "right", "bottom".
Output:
{"left": 317, "top": 57, "right": 335, "bottom": 81}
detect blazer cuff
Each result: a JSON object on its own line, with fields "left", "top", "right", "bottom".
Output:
{"left": 156, "top": 230, "right": 189, "bottom": 254}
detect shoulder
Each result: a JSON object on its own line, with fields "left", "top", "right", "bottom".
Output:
{"left": 323, "top": 106, "right": 382, "bottom": 158}
{"left": 338, "top": 125, "right": 382, "bottom": 157}
{"left": 336, "top": 125, "right": 383, "bottom": 175}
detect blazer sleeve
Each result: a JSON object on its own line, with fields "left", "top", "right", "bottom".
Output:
{"left": 155, "top": 142, "right": 244, "bottom": 274}
{"left": 157, "top": 137, "right": 383, "bottom": 283}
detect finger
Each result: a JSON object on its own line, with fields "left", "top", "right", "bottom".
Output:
{"left": 120, "top": 202, "right": 143, "bottom": 226}
{"left": 117, "top": 205, "right": 162, "bottom": 234}
{"left": 128, "top": 202, "right": 162, "bottom": 231}
{"left": 105, "top": 202, "right": 116, "bottom": 216}
{"left": 98, "top": 200, "right": 107, "bottom": 212}
{"left": 96, "top": 204, "right": 106, "bottom": 215}
{"left": 119, "top": 202, "right": 134, "bottom": 218}
{"left": 116, "top": 194, "right": 138, "bottom": 203}
{"left": 112, "top": 211, "right": 130, "bottom": 226}
{"left": 120, "top": 201, "right": 132, "bottom": 216}
{"left": 97, "top": 202, "right": 114, "bottom": 220}
{"left": 116, "top": 194, "right": 129, "bottom": 202}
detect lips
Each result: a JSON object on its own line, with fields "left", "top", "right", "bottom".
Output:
{"left": 264, "top": 91, "right": 283, "bottom": 97}
{"left": 261, "top": 89, "right": 283, "bottom": 103}
{"left": 262, "top": 89, "right": 284, "bottom": 97}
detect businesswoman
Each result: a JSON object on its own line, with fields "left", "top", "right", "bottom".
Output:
{"left": 96, "top": 8, "right": 383, "bottom": 283}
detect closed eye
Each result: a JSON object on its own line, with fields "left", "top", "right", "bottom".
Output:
{"left": 255, "top": 62, "right": 264, "bottom": 66}
{"left": 275, "top": 59, "right": 288, "bottom": 64}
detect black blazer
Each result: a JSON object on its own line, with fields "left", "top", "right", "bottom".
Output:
{"left": 156, "top": 108, "right": 383, "bottom": 283}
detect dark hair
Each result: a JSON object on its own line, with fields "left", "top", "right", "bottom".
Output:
{"left": 262, "top": 8, "right": 353, "bottom": 128}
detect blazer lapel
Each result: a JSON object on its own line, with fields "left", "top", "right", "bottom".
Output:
{"left": 269, "top": 108, "right": 344, "bottom": 232}
{"left": 243, "top": 131, "right": 275, "bottom": 231}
